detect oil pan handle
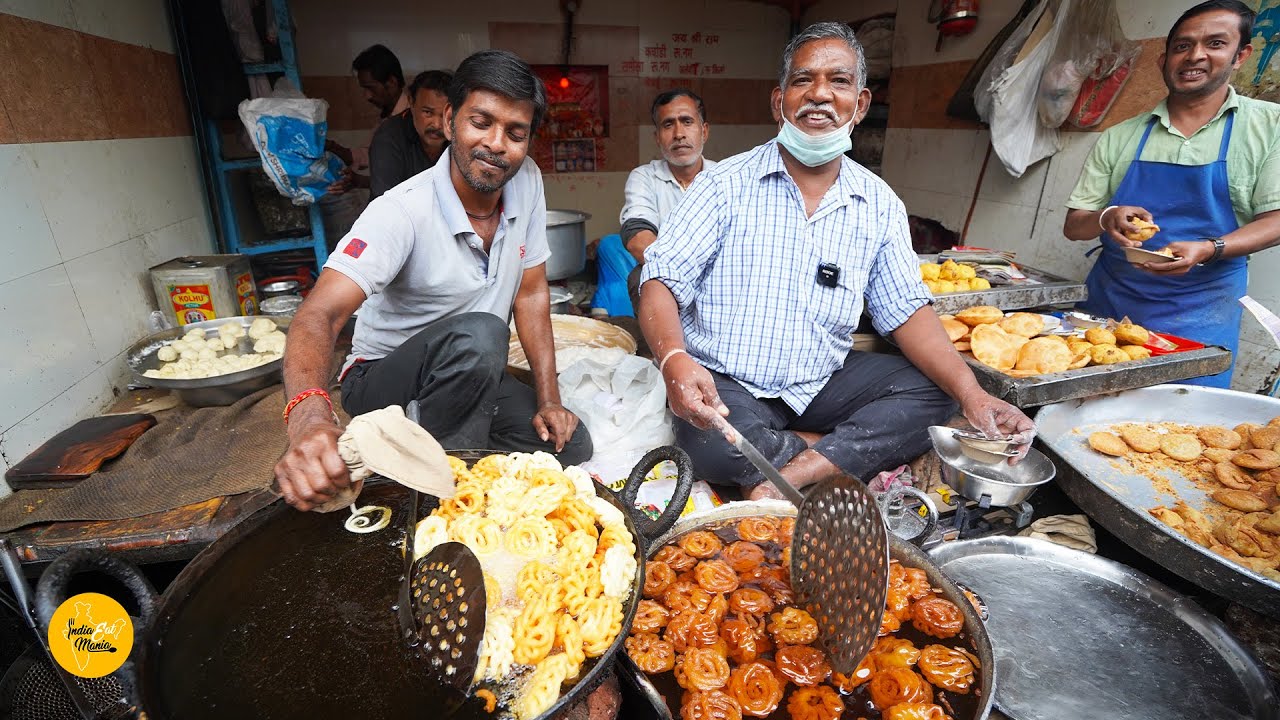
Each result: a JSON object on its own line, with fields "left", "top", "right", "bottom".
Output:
{"left": 897, "top": 486, "right": 940, "bottom": 546}
{"left": 34, "top": 550, "right": 159, "bottom": 634}
{"left": 618, "top": 446, "right": 693, "bottom": 551}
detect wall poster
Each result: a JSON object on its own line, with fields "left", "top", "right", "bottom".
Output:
{"left": 530, "top": 65, "right": 609, "bottom": 172}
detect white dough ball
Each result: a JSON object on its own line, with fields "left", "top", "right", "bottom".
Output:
{"left": 198, "top": 348, "right": 216, "bottom": 361}
{"left": 221, "top": 334, "right": 238, "bottom": 350}
{"left": 157, "top": 346, "right": 178, "bottom": 362}
{"left": 248, "top": 318, "right": 277, "bottom": 340}
{"left": 179, "top": 349, "right": 199, "bottom": 361}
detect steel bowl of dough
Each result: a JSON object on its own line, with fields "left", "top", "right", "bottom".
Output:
{"left": 126, "top": 315, "right": 292, "bottom": 407}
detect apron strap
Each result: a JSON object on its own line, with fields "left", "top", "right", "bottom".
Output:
{"left": 1218, "top": 110, "right": 1235, "bottom": 162}
{"left": 1134, "top": 117, "right": 1159, "bottom": 160}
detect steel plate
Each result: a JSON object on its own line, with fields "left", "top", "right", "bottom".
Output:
{"left": 1035, "top": 385, "right": 1280, "bottom": 616}
{"left": 930, "top": 536, "right": 1277, "bottom": 720}
{"left": 918, "top": 255, "right": 1088, "bottom": 315}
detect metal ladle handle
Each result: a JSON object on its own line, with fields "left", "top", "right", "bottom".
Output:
{"left": 712, "top": 416, "right": 804, "bottom": 505}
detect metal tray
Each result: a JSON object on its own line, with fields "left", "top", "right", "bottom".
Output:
{"left": 920, "top": 255, "right": 1087, "bottom": 315}
{"left": 930, "top": 536, "right": 1277, "bottom": 720}
{"left": 966, "top": 347, "right": 1232, "bottom": 408}
{"left": 1035, "top": 385, "right": 1280, "bottom": 616}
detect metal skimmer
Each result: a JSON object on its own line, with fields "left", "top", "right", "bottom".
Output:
{"left": 716, "top": 418, "right": 889, "bottom": 675}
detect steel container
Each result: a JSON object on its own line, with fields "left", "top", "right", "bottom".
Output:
{"left": 546, "top": 209, "right": 591, "bottom": 281}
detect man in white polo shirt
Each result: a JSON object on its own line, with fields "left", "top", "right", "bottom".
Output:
{"left": 275, "top": 50, "right": 591, "bottom": 512}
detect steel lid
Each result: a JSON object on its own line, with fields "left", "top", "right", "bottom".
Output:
{"left": 929, "top": 536, "right": 1277, "bottom": 720}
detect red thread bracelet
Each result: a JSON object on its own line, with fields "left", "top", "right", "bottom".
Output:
{"left": 283, "top": 388, "right": 334, "bottom": 425}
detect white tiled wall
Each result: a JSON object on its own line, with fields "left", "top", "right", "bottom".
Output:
{"left": 0, "top": 0, "right": 174, "bottom": 51}
{"left": 0, "top": 136, "right": 212, "bottom": 492}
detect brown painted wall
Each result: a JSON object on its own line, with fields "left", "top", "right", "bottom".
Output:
{"left": 0, "top": 13, "right": 191, "bottom": 144}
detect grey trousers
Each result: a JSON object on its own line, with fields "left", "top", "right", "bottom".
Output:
{"left": 340, "top": 312, "right": 593, "bottom": 465}
{"left": 676, "top": 351, "right": 956, "bottom": 487}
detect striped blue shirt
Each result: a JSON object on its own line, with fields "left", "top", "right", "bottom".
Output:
{"left": 641, "top": 140, "right": 931, "bottom": 412}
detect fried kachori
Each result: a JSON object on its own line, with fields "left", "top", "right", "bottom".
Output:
{"left": 1214, "top": 462, "right": 1255, "bottom": 490}
{"left": 953, "top": 341, "right": 971, "bottom": 352}
{"left": 1119, "top": 425, "right": 1161, "bottom": 453}
{"left": 1113, "top": 323, "right": 1150, "bottom": 346}
{"left": 999, "top": 312, "right": 1045, "bottom": 338}
{"left": 1249, "top": 426, "right": 1280, "bottom": 451}
{"left": 1212, "top": 489, "right": 1269, "bottom": 513}
{"left": 1089, "top": 344, "right": 1129, "bottom": 365}
{"left": 955, "top": 305, "right": 1003, "bottom": 327}
{"left": 1203, "top": 447, "right": 1238, "bottom": 463}
{"left": 1084, "top": 327, "right": 1116, "bottom": 346}
{"left": 1011, "top": 336, "right": 1072, "bottom": 375}
{"left": 1199, "top": 426, "right": 1243, "bottom": 450}
{"left": 1088, "top": 431, "right": 1129, "bottom": 457}
{"left": 970, "top": 323, "right": 1023, "bottom": 371}
{"left": 1161, "top": 434, "right": 1203, "bottom": 462}
{"left": 1120, "top": 345, "right": 1152, "bottom": 361}
{"left": 1233, "top": 448, "right": 1280, "bottom": 471}
{"left": 1123, "top": 216, "right": 1160, "bottom": 243}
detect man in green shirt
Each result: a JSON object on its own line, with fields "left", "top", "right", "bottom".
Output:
{"left": 1063, "top": 0, "right": 1280, "bottom": 387}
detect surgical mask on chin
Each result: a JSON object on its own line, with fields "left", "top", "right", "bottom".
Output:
{"left": 776, "top": 118, "right": 853, "bottom": 167}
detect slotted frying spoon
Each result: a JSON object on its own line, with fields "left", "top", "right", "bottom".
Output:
{"left": 714, "top": 417, "right": 889, "bottom": 674}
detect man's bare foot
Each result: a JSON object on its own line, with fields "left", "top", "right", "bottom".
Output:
{"left": 794, "top": 431, "right": 824, "bottom": 448}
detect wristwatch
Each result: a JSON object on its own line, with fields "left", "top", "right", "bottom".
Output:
{"left": 1204, "top": 237, "right": 1226, "bottom": 264}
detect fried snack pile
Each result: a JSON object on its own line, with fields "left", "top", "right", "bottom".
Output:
{"left": 1084, "top": 418, "right": 1280, "bottom": 581}
{"left": 418, "top": 452, "right": 637, "bottom": 720}
{"left": 920, "top": 260, "right": 992, "bottom": 295}
{"left": 946, "top": 308, "right": 1154, "bottom": 377}
{"left": 1123, "top": 216, "right": 1160, "bottom": 243}
{"left": 628, "top": 517, "right": 979, "bottom": 720}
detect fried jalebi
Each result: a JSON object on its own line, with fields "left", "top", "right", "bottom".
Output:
{"left": 516, "top": 561, "right": 560, "bottom": 604}
{"left": 879, "top": 610, "right": 902, "bottom": 636}
{"left": 694, "top": 559, "right": 741, "bottom": 593}
{"left": 678, "top": 531, "right": 724, "bottom": 559}
{"left": 634, "top": 599, "right": 672, "bottom": 634}
{"left": 600, "top": 544, "right": 638, "bottom": 600}
{"left": 871, "top": 636, "right": 921, "bottom": 671}
{"left": 736, "top": 517, "right": 777, "bottom": 543}
{"left": 705, "top": 591, "right": 729, "bottom": 625}
{"left": 645, "top": 560, "right": 677, "bottom": 598}
{"left": 512, "top": 597, "right": 556, "bottom": 665}
{"left": 555, "top": 614, "right": 586, "bottom": 679}
{"left": 663, "top": 580, "right": 707, "bottom": 614}
{"left": 910, "top": 597, "right": 964, "bottom": 639}
{"left": 680, "top": 689, "right": 743, "bottom": 720}
{"left": 738, "top": 563, "right": 786, "bottom": 586}
{"left": 475, "top": 688, "right": 497, "bottom": 714}
{"left": 475, "top": 608, "right": 516, "bottom": 682}
{"left": 867, "top": 668, "right": 934, "bottom": 709}
{"left": 558, "top": 529, "right": 598, "bottom": 575}
{"left": 785, "top": 685, "right": 843, "bottom": 720}
{"left": 719, "top": 618, "right": 772, "bottom": 664}
{"left": 514, "top": 652, "right": 569, "bottom": 720}
{"left": 917, "top": 644, "right": 978, "bottom": 693}
{"left": 655, "top": 544, "right": 698, "bottom": 572}
{"left": 449, "top": 515, "right": 503, "bottom": 555}
{"left": 665, "top": 610, "right": 720, "bottom": 652}
{"left": 902, "top": 567, "right": 933, "bottom": 600}
{"left": 675, "top": 647, "right": 731, "bottom": 691}
{"left": 728, "top": 588, "right": 775, "bottom": 618}
{"left": 781, "top": 545, "right": 791, "bottom": 568}
{"left": 626, "top": 632, "right": 676, "bottom": 673}
{"left": 451, "top": 481, "right": 487, "bottom": 515}
{"left": 767, "top": 607, "right": 819, "bottom": 646}
{"left": 886, "top": 585, "right": 913, "bottom": 620}
{"left": 884, "top": 703, "right": 950, "bottom": 720}
{"left": 505, "top": 516, "right": 558, "bottom": 558}
{"left": 776, "top": 517, "right": 795, "bottom": 547}
{"left": 578, "top": 595, "right": 623, "bottom": 657}
{"left": 721, "top": 541, "right": 766, "bottom": 572}
{"left": 831, "top": 653, "right": 875, "bottom": 692}
{"left": 598, "top": 523, "right": 637, "bottom": 558}
{"left": 560, "top": 565, "right": 603, "bottom": 617}
{"left": 774, "top": 644, "right": 830, "bottom": 686}
{"left": 756, "top": 576, "right": 794, "bottom": 606}
{"left": 727, "top": 661, "right": 784, "bottom": 717}
{"left": 483, "top": 573, "right": 502, "bottom": 609}
{"left": 548, "top": 496, "right": 599, "bottom": 537}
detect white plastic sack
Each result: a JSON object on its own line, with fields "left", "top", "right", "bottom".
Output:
{"left": 558, "top": 350, "right": 674, "bottom": 456}
{"left": 238, "top": 87, "right": 344, "bottom": 206}
{"left": 984, "top": 0, "right": 1068, "bottom": 177}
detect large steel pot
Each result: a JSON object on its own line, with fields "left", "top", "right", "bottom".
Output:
{"left": 33, "top": 448, "right": 693, "bottom": 720}
{"left": 619, "top": 500, "right": 996, "bottom": 720}
{"left": 546, "top": 210, "right": 590, "bottom": 281}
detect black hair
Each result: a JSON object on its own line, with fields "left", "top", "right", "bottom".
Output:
{"left": 650, "top": 89, "right": 707, "bottom": 125}
{"left": 1167, "top": 0, "right": 1255, "bottom": 53}
{"left": 447, "top": 50, "right": 547, "bottom": 135}
{"left": 409, "top": 70, "right": 454, "bottom": 101}
{"left": 352, "top": 44, "right": 404, "bottom": 86}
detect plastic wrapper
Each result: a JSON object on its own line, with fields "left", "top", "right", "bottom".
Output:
{"left": 1037, "top": 0, "right": 1141, "bottom": 128}
{"left": 237, "top": 83, "right": 344, "bottom": 206}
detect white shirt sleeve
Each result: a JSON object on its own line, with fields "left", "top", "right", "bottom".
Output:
{"left": 520, "top": 159, "right": 550, "bottom": 268}
{"left": 619, "top": 165, "right": 661, "bottom": 227}
{"left": 323, "top": 196, "right": 415, "bottom": 298}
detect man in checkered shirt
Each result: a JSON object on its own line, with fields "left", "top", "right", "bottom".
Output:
{"left": 639, "top": 23, "right": 1034, "bottom": 500}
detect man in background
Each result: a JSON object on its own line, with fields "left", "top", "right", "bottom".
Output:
{"left": 369, "top": 70, "right": 452, "bottom": 200}
{"left": 327, "top": 44, "right": 411, "bottom": 192}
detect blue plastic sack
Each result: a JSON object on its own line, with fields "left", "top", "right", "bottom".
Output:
{"left": 238, "top": 96, "right": 344, "bottom": 206}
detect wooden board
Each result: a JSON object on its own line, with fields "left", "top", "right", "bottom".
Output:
{"left": 5, "top": 414, "right": 157, "bottom": 488}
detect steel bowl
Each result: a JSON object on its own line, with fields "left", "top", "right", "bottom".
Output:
{"left": 930, "top": 427, "right": 1056, "bottom": 507}
{"left": 549, "top": 286, "right": 574, "bottom": 314}
{"left": 126, "top": 315, "right": 292, "bottom": 407}
{"left": 546, "top": 209, "right": 591, "bottom": 281}
{"left": 260, "top": 280, "right": 300, "bottom": 298}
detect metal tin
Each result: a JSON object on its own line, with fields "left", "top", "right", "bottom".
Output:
{"left": 620, "top": 500, "right": 996, "bottom": 720}
{"left": 261, "top": 296, "right": 303, "bottom": 316}
{"left": 964, "top": 347, "right": 1232, "bottom": 408}
{"left": 149, "top": 255, "right": 257, "bottom": 326}
{"left": 930, "top": 537, "right": 1277, "bottom": 720}
{"left": 919, "top": 255, "right": 1088, "bottom": 314}
{"left": 1034, "top": 385, "right": 1280, "bottom": 617}
{"left": 126, "top": 315, "right": 290, "bottom": 407}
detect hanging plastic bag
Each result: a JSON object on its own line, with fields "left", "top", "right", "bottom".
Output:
{"left": 980, "top": 0, "right": 1068, "bottom": 177}
{"left": 237, "top": 83, "right": 344, "bottom": 206}
{"left": 1037, "top": 0, "right": 1141, "bottom": 128}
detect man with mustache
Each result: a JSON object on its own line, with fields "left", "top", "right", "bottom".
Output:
{"left": 368, "top": 70, "right": 453, "bottom": 200}
{"left": 639, "top": 23, "right": 1034, "bottom": 500}
{"left": 326, "top": 44, "right": 411, "bottom": 193}
{"left": 1063, "top": 0, "right": 1280, "bottom": 388}
{"left": 275, "top": 50, "right": 591, "bottom": 512}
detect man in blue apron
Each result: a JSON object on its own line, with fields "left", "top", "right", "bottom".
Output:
{"left": 1063, "top": 0, "right": 1280, "bottom": 388}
